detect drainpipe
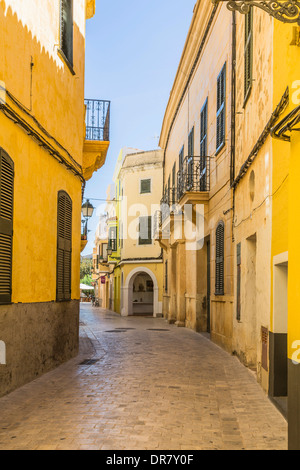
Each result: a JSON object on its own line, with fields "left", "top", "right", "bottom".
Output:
{"left": 231, "top": 11, "right": 236, "bottom": 242}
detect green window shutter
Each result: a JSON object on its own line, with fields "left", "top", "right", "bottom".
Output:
{"left": 244, "top": 9, "right": 253, "bottom": 102}
{"left": 216, "top": 64, "right": 226, "bottom": 151}
{"left": 200, "top": 99, "right": 208, "bottom": 191}
{"left": 57, "top": 191, "right": 72, "bottom": 301}
{"left": 200, "top": 99, "right": 208, "bottom": 157}
{"left": 165, "top": 260, "right": 168, "bottom": 293}
{"left": 215, "top": 222, "right": 225, "bottom": 295}
{"left": 139, "top": 216, "right": 152, "bottom": 245}
{"left": 140, "top": 179, "right": 151, "bottom": 194}
{"left": 188, "top": 127, "right": 194, "bottom": 156}
{"left": 0, "top": 149, "right": 14, "bottom": 305}
{"left": 60, "top": 0, "right": 73, "bottom": 66}
{"left": 179, "top": 146, "right": 184, "bottom": 171}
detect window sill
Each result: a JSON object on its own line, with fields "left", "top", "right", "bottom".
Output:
{"left": 58, "top": 49, "right": 76, "bottom": 76}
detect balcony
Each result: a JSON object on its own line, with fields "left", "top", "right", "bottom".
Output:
{"left": 83, "top": 99, "right": 111, "bottom": 181}
{"left": 81, "top": 234, "right": 88, "bottom": 252}
{"left": 160, "top": 186, "right": 178, "bottom": 224}
{"left": 177, "top": 156, "right": 210, "bottom": 205}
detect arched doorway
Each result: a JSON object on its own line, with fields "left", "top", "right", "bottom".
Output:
{"left": 131, "top": 272, "right": 154, "bottom": 316}
{"left": 122, "top": 268, "right": 160, "bottom": 317}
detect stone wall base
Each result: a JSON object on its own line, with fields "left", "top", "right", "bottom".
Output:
{"left": 0, "top": 300, "right": 79, "bottom": 397}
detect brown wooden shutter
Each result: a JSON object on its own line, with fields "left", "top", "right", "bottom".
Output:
{"left": 0, "top": 149, "right": 14, "bottom": 304}
{"left": 57, "top": 191, "right": 72, "bottom": 301}
{"left": 215, "top": 222, "right": 224, "bottom": 295}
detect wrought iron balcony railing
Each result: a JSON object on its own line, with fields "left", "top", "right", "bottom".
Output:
{"left": 160, "top": 186, "right": 179, "bottom": 223}
{"left": 85, "top": 99, "right": 111, "bottom": 141}
{"left": 177, "top": 156, "right": 210, "bottom": 202}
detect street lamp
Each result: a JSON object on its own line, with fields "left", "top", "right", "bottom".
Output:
{"left": 82, "top": 200, "right": 94, "bottom": 219}
{"left": 81, "top": 199, "right": 95, "bottom": 239}
{"left": 212, "top": 0, "right": 300, "bottom": 25}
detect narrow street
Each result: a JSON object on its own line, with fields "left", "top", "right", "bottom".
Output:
{"left": 0, "top": 304, "right": 287, "bottom": 450}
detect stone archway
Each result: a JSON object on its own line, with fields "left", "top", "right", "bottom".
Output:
{"left": 121, "top": 267, "right": 160, "bottom": 317}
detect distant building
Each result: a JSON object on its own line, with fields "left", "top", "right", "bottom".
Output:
{"left": 118, "top": 149, "right": 164, "bottom": 317}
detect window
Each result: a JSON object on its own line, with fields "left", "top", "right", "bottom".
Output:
{"left": 140, "top": 179, "right": 151, "bottom": 194}
{"left": 216, "top": 64, "right": 226, "bottom": 152}
{"left": 200, "top": 100, "right": 208, "bottom": 157}
{"left": 57, "top": 191, "right": 72, "bottom": 301}
{"left": 244, "top": 9, "right": 253, "bottom": 103}
{"left": 102, "top": 243, "right": 108, "bottom": 262}
{"left": 165, "top": 260, "right": 168, "bottom": 293}
{"left": 188, "top": 127, "right": 194, "bottom": 156}
{"left": 178, "top": 146, "right": 184, "bottom": 199}
{"left": 237, "top": 243, "right": 241, "bottom": 321}
{"left": 60, "top": 0, "right": 73, "bottom": 67}
{"left": 108, "top": 227, "right": 117, "bottom": 252}
{"left": 215, "top": 221, "right": 225, "bottom": 295}
{"left": 187, "top": 127, "right": 194, "bottom": 190}
{"left": 139, "top": 216, "right": 152, "bottom": 245}
{"left": 200, "top": 99, "right": 208, "bottom": 191}
{"left": 0, "top": 149, "right": 14, "bottom": 305}
{"left": 179, "top": 146, "right": 184, "bottom": 171}
{"left": 172, "top": 163, "right": 176, "bottom": 203}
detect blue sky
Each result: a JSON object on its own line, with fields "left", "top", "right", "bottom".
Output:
{"left": 82, "top": 0, "right": 196, "bottom": 256}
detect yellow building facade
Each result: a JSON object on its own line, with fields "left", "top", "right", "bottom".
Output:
{"left": 119, "top": 150, "right": 164, "bottom": 317}
{"left": 0, "top": 0, "right": 109, "bottom": 396}
{"left": 157, "top": 1, "right": 234, "bottom": 344}
{"left": 93, "top": 149, "right": 164, "bottom": 317}
{"left": 92, "top": 214, "right": 109, "bottom": 308}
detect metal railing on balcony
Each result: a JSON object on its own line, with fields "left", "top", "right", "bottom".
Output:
{"left": 177, "top": 156, "right": 210, "bottom": 201}
{"left": 160, "top": 186, "right": 179, "bottom": 223}
{"left": 85, "top": 99, "right": 111, "bottom": 141}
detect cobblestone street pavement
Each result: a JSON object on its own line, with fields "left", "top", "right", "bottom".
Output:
{"left": 0, "top": 305, "right": 287, "bottom": 450}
